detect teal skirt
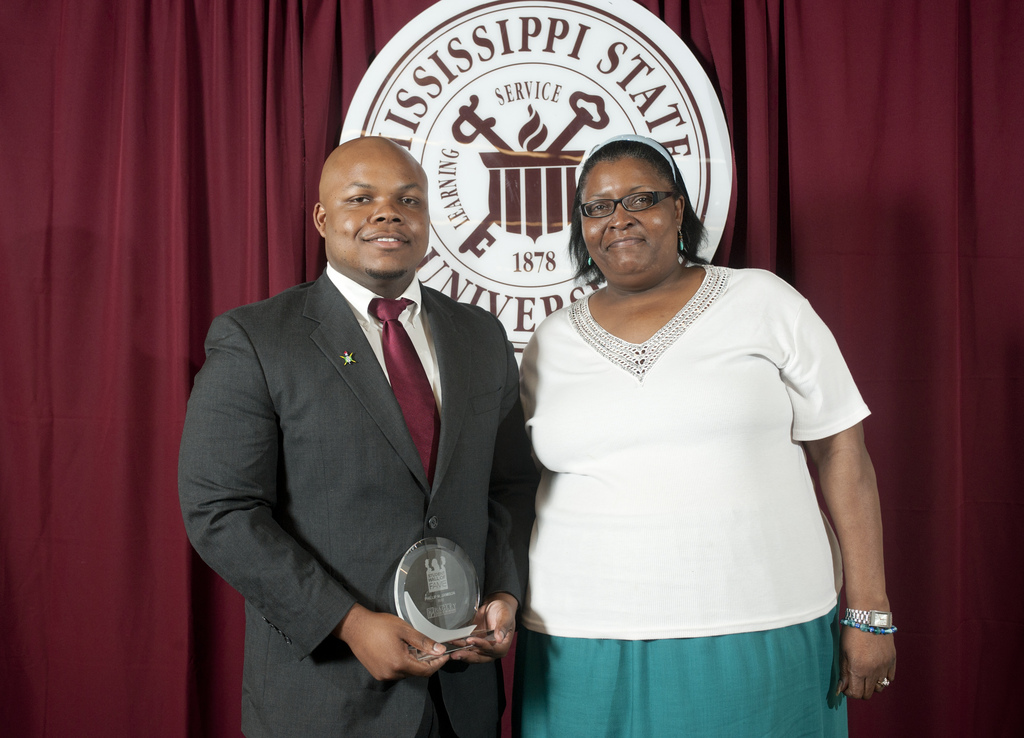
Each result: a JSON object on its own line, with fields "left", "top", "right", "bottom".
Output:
{"left": 514, "top": 608, "right": 846, "bottom": 738}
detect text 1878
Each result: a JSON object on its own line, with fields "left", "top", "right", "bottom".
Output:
{"left": 513, "top": 251, "right": 556, "bottom": 272}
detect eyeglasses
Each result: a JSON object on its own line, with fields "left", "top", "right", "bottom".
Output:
{"left": 580, "top": 191, "right": 674, "bottom": 218}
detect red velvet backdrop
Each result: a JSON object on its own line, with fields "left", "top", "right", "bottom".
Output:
{"left": 2, "top": 1, "right": 1021, "bottom": 735}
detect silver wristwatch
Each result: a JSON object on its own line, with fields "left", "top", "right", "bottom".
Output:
{"left": 845, "top": 608, "right": 893, "bottom": 627}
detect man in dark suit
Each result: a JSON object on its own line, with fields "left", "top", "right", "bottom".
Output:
{"left": 178, "top": 137, "right": 538, "bottom": 737}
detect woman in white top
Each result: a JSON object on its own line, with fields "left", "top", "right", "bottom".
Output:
{"left": 515, "top": 135, "right": 896, "bottom": 737}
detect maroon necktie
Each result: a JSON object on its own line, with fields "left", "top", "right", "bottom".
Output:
{"left": 369, "top": 297, "right": 440, "bottom": 483}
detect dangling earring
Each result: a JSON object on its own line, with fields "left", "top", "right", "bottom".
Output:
{"left": 587, "top": 256, "right": 593, "bottom": 266}
{"left": 677, "top": 226, "right": 685, "bottom": 252}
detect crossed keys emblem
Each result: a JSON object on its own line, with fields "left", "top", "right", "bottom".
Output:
{"left": 451, "top": 91, "right": 610, "bottom": 257}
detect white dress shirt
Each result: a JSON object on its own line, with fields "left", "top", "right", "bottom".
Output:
{"left": 325, "top": 264, "right": 442, "bottom": 407}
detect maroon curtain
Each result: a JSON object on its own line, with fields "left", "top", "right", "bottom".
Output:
{"left": 1, "top": 1, "right": 1020, "bottom": 735}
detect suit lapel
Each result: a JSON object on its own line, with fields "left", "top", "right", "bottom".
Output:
{"left": 423, "top": 288, "right": 471, "bottom": 492}
{"left": 303, "top": 275, "right": 429, "bottom": 490}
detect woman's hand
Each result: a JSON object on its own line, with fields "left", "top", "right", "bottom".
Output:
{"left": 837, "top": 626, "right": 897, "bottom": 699}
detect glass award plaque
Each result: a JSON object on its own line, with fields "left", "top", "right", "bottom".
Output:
{"left": 394, "top": 538, "right": 484, "bottom": 657}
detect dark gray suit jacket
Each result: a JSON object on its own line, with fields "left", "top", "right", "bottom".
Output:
{"left": 179, "top": 274, "right": 537, "bottom": 737}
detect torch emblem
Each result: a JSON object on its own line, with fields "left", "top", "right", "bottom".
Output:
{"left": 451, "top": 91, "right": 610, "bottom": 258}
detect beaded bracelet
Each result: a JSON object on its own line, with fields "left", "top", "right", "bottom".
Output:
{"left": 840, "top": 618, "right": 897, "bottom": 635}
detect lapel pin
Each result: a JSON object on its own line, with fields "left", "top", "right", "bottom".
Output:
{"left": 340, "top": 351, "right": 357, "bottom": 365}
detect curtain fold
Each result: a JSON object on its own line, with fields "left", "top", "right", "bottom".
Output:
{"left": 1, "top": 1, "right": 1020, "bottom": 735}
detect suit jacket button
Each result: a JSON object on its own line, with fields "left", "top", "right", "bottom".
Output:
{"left": 427, "top": 516, "right": 439, "bottom": 529}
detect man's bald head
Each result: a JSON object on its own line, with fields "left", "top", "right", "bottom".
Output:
{"left": 319, "top": 137, "right": 427, "bottom": 202}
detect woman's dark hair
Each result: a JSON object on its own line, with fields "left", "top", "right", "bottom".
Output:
{"left": 568, "top": 139, "right": 708, "bottom": 284}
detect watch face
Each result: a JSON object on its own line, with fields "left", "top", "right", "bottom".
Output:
{"left": 868, "top": 611, "right": 892, "bottom": 627}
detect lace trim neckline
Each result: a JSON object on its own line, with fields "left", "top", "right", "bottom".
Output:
{"left": 568, "top": 265, "right": 729, "bottom": 383}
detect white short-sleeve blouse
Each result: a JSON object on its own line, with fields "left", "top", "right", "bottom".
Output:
{"left": 519, "top": 266, "right": 869, "bottom": 639}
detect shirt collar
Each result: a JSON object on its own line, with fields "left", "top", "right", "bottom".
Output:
{"left": 325, "top": 263, "right": 423, "bottom": 325}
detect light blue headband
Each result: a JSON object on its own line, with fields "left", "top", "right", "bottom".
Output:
{"left": 577, "top": 134, "right": 680, "bottom": 184}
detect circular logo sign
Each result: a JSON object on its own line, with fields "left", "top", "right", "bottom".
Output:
{"left": 343, "top": 0, "right": 732, "bottom": 351}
